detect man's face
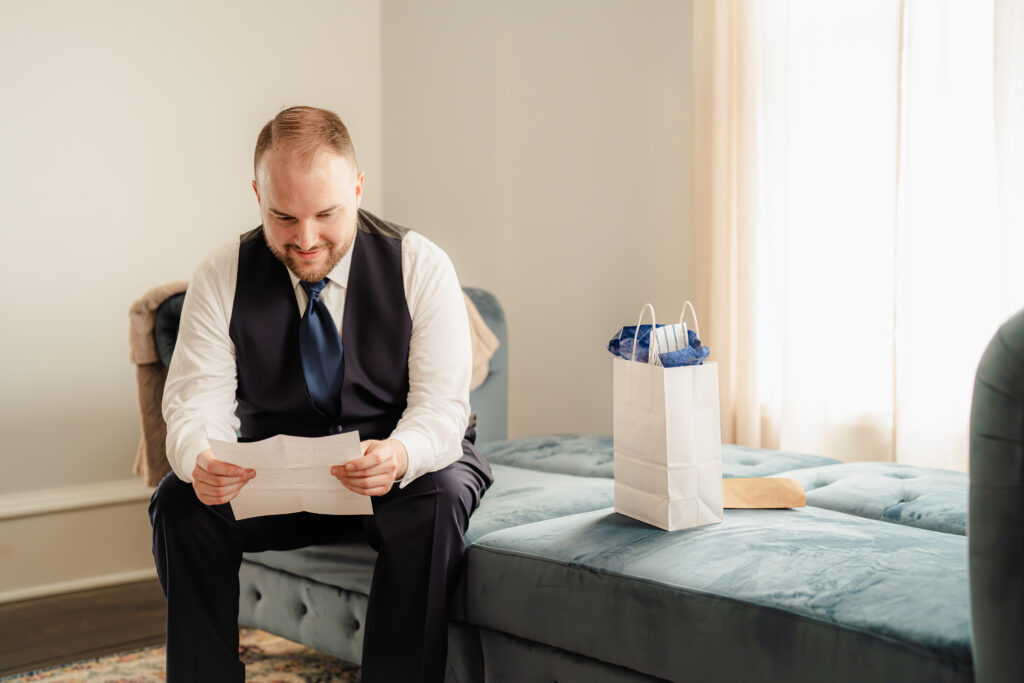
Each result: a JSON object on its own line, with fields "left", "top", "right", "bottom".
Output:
{"left": 253, "top": 147, "right": 364, "bottom": 283}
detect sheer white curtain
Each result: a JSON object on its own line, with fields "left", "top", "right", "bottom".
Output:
{"left": 692, "top": 0, "right": 1023, "bottom": 471}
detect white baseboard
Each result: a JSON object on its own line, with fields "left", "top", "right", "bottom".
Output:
{"left": 0, "top": 478, "right": 158, "bottom": 604}
{"left": 0, "top": 478, "right": 153, "bottom": 521}
{"left": 0, "top": 567, "right": 158, "bottom": 604}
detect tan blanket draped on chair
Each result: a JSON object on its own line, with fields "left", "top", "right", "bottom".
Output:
{"left": 129, "top": 283, "right": 500, "bottom": 487}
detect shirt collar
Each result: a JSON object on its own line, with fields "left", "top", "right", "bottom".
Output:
{"left": 286, "top": 244, "right": 354, "bottom": 294}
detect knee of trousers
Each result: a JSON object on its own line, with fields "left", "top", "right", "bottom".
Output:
{"left": 374, "top": 471, "right": 474, "bottom": 550}
{"left": 149, "top": 471, "right": 222, "bottom": 531}
{"left": 433, "top": 471, "right": 476, "bottom": 531}
{"left": 431, "top": 464, "right": 484, "bottom": 531}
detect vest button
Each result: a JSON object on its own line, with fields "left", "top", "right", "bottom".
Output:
{"left": 332, "top": 425, "right": 344, "bottom": 434}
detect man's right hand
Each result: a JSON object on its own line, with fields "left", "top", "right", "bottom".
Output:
{"left": 191, "top": 449, "right": 256, "bottom": 506}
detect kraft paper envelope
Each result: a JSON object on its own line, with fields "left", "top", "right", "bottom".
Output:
{"left": 722, "top": 478, "right": 806, "bottom": 509}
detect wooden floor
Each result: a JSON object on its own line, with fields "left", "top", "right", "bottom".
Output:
{"left": 0, "top": 579, "right": 166, "bottom": 677}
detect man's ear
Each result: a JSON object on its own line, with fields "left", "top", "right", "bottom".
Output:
{"left": 355, "top": 171, "right": 364, "bottom": 208}
{"left": 252, "top": 179, "right": 260, "bottom": 204}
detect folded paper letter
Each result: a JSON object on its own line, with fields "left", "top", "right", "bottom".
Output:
{"left": 209, "top": 431, "right": 373, "bottom": 520}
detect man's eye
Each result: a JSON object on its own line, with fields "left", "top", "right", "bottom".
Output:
{"left": 277, "top": 216, "right": 295, "bottom": 222}
{"left": 318, "top": 213, "right": 333, "bottom": 219}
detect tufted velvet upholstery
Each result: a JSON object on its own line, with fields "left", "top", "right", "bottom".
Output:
{"left": 479, "top": 434, "right": 839, "bottom": 479}
{"left": 720, "top": 444, "right": 839, "bottom": 477}
{"left": 243, "top": 534, "right": 376, "bottom": 596}
{"left": 776, "top": 462, "right": 968, "bottom": 535}
{"left": 479, "top": 434, "right": 616, "bottom": 476}
{"left": 462, "top": 464, "right": 612, "bottom": 545}
{"left": 238, "top": 559, "right": 368, "bottom": 665}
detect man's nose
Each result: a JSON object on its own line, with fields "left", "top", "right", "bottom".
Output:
{"left": 295, "top": 220, "right": 318, "bottom": 250}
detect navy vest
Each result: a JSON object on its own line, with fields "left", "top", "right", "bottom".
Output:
{"left": 229, "top": 209, "right": 412, "bottom": 441}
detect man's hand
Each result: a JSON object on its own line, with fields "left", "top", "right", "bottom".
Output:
{"left": 332, "top": 439, "right": 408, "bottom": 497}
{"left": 191, "top": 449, "right": 256, "bottom": 506}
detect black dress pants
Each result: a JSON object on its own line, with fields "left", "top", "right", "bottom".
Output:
{"left": 149, "top": 444, "right": 492, "bottom": 683}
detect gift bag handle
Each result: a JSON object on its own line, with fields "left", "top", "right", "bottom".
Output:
{"left": 678, "top": 300, "right": 700, "bottom": 343}
{"left": 631, "top": 303, "right": 657, "bottom": 365}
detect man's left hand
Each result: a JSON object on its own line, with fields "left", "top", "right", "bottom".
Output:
{"left": 332, "top": 438, "right": 408, "bottom": 496}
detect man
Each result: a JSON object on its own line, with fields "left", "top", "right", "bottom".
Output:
{"left": 149, "top": 105, "right": 493, "bottom": 683}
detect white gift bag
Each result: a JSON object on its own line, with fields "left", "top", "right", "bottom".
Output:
{"left": 613, "top": 302, "right": 724, "bottom": 531}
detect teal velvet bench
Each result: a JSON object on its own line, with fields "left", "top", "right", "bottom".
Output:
{"left": 153, "top": 290, "right": 1021, "bottom": 682}
{"left": 464, "top": 463, "right": 970, "bottom": 682}
{"left": 471, "top": 438, "right": 971, "bottom": 682}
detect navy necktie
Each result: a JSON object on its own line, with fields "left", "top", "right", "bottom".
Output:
{"left": 299, "top": 279, "right": 344, "bottom": 418}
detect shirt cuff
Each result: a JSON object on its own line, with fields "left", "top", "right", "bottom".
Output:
{"left": 176, "top": 435, "right": 212, "bottom": 484}
{"left": 389, "top": 430, "right": 433, "bottom": 489}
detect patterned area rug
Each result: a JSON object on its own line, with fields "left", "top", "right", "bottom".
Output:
{"left": 0, "top": 628, "right": 360, "bottom": 682}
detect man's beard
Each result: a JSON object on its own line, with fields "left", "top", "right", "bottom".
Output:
{"left": 264, "top": 229, "right": 355, "bottom": 283}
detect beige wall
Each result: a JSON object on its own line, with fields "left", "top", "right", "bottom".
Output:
{"left": 0, "top": 0, "right": 692, "bottom": 600}
{"left": 0, "top": 0, "right": 383, "bottom": 495}
{"left": 381, "top": 0, "right": 693, "bottom": 437}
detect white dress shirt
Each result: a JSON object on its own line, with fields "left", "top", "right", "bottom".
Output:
{"left": 162, "top": 229, "right": 473, "bottom": 489}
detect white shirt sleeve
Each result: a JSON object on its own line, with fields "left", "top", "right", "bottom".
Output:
{"left": 162, "top": 241, "right": 241, "bottom": 483}
{"left": 390, "top": 231, "right": 473, "bottom": 487}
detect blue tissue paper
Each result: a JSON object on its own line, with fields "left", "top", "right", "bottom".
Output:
{"left": 658, "top": 329, "right": 710, "bottom": 366}
{"left": 607, "top": 324, "right": 656, "bottom": 363}
{"left": 607, "top": 324, "right": 710, "bottom": 367}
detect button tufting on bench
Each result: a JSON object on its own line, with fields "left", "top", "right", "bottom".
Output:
{"left": 299, "top": 603, "right": 309, "bottom": 615}
{"left": 351, "top": 619, "right": 360, "bottom": 631}
{"left": 253, "top": 589, "right": 262, "bottom": 601}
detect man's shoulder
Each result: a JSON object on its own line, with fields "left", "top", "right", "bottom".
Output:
{"left": 187, "top": 234, "right": 247, "bottom": 299}
{"left": 197, "top": 236, "right": 243, "bottom": 275}
{"left": 358, "top": 210, "right": 451, "bottom": 268}
{"left": 358, "top": 209, "right": 409, "bottom": 241}
{"left": 401, "top": 229, "right": 450, "bottom": 265}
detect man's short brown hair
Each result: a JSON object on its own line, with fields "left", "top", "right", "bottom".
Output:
{"left": 254, "top": 106, "right": 358, "bottom": 179}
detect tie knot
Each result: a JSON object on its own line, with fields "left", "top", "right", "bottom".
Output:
{"left": 300, "top": 279, "right": 328, "bottom": 301}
